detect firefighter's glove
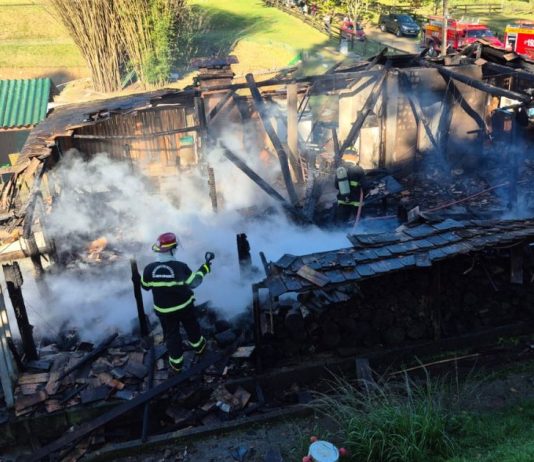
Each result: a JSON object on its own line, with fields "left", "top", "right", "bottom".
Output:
{"left": 203, "top": 251, "right": 215, "bottom": 274}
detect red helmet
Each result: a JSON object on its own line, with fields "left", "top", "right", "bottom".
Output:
{"left": 152, "top": 232, "right": 179, "bottom": 252}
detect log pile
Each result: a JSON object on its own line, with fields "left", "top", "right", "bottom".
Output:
{"left": 261, "top": 254, "right": 534, "bottom": 363}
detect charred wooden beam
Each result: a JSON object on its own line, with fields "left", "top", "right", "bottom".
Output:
{"left": 26, "top": 352, "right": 223, "bottom": 462}
{"left": 332, "top": 128, "right": 340, "bottom": 160}
{"left": 0, "top": 284, "right": 15, "bottom": 408}
{"left": 219, "top": 142, "right": 310, "bottom": 223}
{"left": 194, "top": 97, "right": 208, "bottom": 165}
{"left": 236, "top": 233, "right": 252, "bottom": 278}
{"left": 205, "top": 70, "right": 380, "bottom": 93}
{"left": 130, "top": 259, "right": 149, "bottom": 337}
{"left": 207, "top": 165, "right": 218, "bottom": 212}
{"left": 444, "top": 77, "right": 487, "bottom": 132}
{"left": 246, "top": 73, "right": 299, "bottom": 205}
{"left": 3, "top": 262, "right": 37, "bottom": 361}
{"left": 141, "top": 346, "right": 155, "bottom": 443}
{"left": 72, "top": 126, "right": 201, "bottom": 140}
{"left": 21, "top": 160, "right": 47, "bottom": 239}
{"left": 482, "top": 62, "right": 534, "bottom": 84}
{"left": 366, "top": 48, "right": 387, "bottom": 69}
{"left": 207, "top": 90, "right": 235, "bottom": 123}
{"left": 286, "top": 83, "right": 303, "bottom": 184}
{"left": 259, "top": 252, "right": 270, "bottom": 277}
{"left": 421, "top": 60, "right": 533, "bottom": 103}
{"left": 57, "top": 333, "right": 118, "bottom": 381}
{"left": 337, "top": 71, "right": 388, "bottom": 164}
{"left": 252, "top": 284, "right": 263, "bottom": 374}
{"left": 399, "top": 73, "right": 439, "bottom": 151}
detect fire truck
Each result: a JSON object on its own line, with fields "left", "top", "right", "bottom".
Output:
{"left": 422, "top": 16, "right": 504, "bottom": 55}
{"left": 504, "top": 21, "right": 534, "bottom": 60}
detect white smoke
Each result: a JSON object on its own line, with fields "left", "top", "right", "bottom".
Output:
{"left": 19, "top": 137, "right": 349, "bottom": 341}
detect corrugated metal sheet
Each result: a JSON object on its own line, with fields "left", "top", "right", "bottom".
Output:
{"left": 0, "top": 78, "right": 51, "bottom": 129}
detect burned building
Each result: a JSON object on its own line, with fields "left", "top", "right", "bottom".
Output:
{"left": 0, "top": 52, "right": 534, "bottom": 459}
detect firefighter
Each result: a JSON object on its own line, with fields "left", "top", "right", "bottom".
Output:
{"left": 335, "top": 159, "right": 366, "bottom": 225}
{"left": 141, "top": 232, "right": 213, "bottom": 373}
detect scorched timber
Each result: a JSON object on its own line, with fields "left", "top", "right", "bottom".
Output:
{"left": 25, "top": 352, "right": 223, "bottom": 462}
{"left": 246, "top": 73, "right": 298, "bottom": 206}
{"left": 421, "top": 60, "right": 533, "bottom": 103}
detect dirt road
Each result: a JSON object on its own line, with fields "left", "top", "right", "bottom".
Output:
{"left": 364, "top": 25, "right": 423, "bottom": 54}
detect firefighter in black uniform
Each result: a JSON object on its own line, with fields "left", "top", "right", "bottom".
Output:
{"left": 335, "top": 161, "right": 366, "bottom": 224}
{"left": 142, "top": 232, "right": 213, "bottom": 373}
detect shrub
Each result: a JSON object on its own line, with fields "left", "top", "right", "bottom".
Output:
{"left": 313, "top": 373, "right": 458, "bottom": 461}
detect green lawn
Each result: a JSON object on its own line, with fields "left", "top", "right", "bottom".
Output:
{"left": 0, "top": 0, "right": 333, "bottom": 85}
{"left": 0, "top": 0, "right": 87, "bottom": 82}
{"left": 446, "top": 401, "right": 534, "bottom": 462}
{"left": 191, "top": 0, "right": 336, "bottom": 73}
{"left": 189, "top": 0, "right": 334, "bottom": 75}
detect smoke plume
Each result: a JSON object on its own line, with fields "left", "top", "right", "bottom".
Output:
{"left": 16, "top": 139, "right": 349, "bottom": 341}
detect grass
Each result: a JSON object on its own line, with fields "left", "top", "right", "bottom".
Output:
{"left": 0, "top": 0, "right": 87, "bottom": 81}
{"left": 447, "top": 401, "right": 534, "bottom": 462}
{"left": 0, "top": 0, "right": 335, "bottom": 87}
{"left": 189, "top": 0, "right": 334, "bottom": 75}
{"left": 313, "top": 374, "right": 459, "bottom": 462}
{"left": 311, "top": 368, "right": 534, "bottom": 462}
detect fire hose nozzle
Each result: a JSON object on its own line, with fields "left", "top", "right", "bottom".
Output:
{"left": 205, "top": 251, "right": 215, "bottom": 263}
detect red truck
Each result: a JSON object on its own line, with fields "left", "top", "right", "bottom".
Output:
{"left": 422, "top": 16, "right": 505, "bottom": 55}
{"left": 504, "top": 21, "right": 534, "bottom": 60}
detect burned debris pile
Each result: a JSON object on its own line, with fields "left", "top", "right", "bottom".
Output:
{"left": 3, "top": 314, "right": 263, "bottom": 454}
{"left": 0, "top": 47, "right": 533, "bottom": 458}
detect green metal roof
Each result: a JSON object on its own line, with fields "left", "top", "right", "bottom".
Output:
{"left": 0, "top": 78, "right": 52, "bottom": 129}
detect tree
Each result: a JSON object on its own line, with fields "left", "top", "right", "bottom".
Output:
{"left": 49, "top": 0, "right": 123, "bottom": 93}
{"left": 342, "top": 0, "right": 370, "bottom": 22}
{"left": 49, "top": 0, "right": 196, "bottom": 92}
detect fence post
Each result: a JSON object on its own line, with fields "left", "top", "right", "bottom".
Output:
{"left": 0, "top": 284, "right": 16, "bottom": 408}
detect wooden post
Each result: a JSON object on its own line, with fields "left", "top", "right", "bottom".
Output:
{"left": 130, "top": 259, "right": 149, "bottom": 338}
{"left": 252, "top": 284, "right": 263, "bottom": 373}
{"left": 0, "top": 285, "right": 15, "bottom": 408}
{"left": 207, "top": 165, "right": 218, "bottom": 213}
{"left": 3, "top": 262, "right": 38, "bottom": 360}
{"left": 286, "top": 83, "right": 303, "bottom": 183}
{"left": 236, "top": 233, "right": 252, "bottom": 278}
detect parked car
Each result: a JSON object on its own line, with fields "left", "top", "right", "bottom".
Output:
{"left": 340, "top": 20, "right": 366, "bottom": 41}
{"left": 379, "top": 13, "right": 420, "bottom": 37}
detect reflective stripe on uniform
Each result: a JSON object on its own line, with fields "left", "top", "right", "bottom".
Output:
{"left": 185, "top": 271, "right": 204, "bottom": 285}
{"left": 154, "top": 295, "right": 194, "bottom": 313}
{"left": 169, "top": 354, "right": 184, "bottom": 365}
{"left": 189, "top": 336, "right": 205, "bottom": 349}
{"left": 141, "top": 277, "right": 185, "bottom": 288}
{"left": 349, "top": 181, "right": 360, "bottom": 187}
{"left": 338, "top": 199, "right": 361, "bottom": 206}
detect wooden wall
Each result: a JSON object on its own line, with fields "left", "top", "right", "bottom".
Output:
{"left": 68, "top": 106, "right": 199, "bottom": 177}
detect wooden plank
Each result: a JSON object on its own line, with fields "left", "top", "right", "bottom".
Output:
{"left": 15, "top": 390, "right": 47, "bottom": 412}
{"left": 18, "top": 372, "right": 48, "bottom": 385}
{"left": 296, "top": 265, "right": 330, "bottom": 287}
{"left": 0, "top": 161, "right": 30, "bottom": 176}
